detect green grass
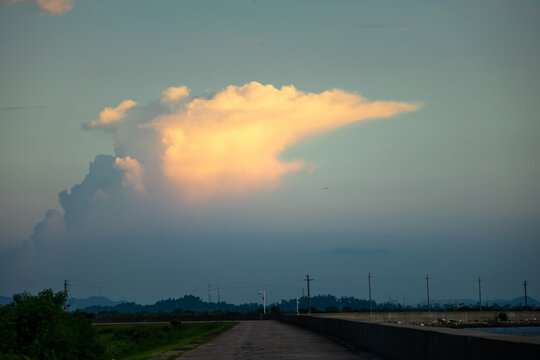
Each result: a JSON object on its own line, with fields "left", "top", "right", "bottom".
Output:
{"left": 94, "top": 322, "right": 235, "bottom": 360}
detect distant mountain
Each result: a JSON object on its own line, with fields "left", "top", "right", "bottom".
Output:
{"left": 276, "top": 295, "right": 374, "bottom": 312}
{"left": 83, "top": 294, "right": 260, "bottom": 314}
{"left": 68, "top": 296, "right": 126, "bottom": 310}
{"left": 494, "top": 296, "right": 539, "bottom": 306}
{"left": 83, "top": 294, "right": 378, "bottom": 314}
{"left": 417, "top": 298, "right": 477, "bottom": 306}
{"left": 0, "top": 295, "right": 126, "bottom": 309}
{"left": 2, "top": 293, "right": 537, "bottom": 312}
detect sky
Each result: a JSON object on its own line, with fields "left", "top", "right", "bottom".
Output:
{"left": 1, "top": 0, "right": 539, "bottom": 306}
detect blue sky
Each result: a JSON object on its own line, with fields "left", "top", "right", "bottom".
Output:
{"left": 1, "top": 0, "right": 539, "bottom": 305}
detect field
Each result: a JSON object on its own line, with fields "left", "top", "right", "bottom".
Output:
{"left": 94, "top": 322, "right": 235, "bottom": 360}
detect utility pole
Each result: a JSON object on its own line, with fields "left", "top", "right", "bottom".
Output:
{"left": 218, "top": 284, "right": 222, "bottom": 304}
{"left": 305, "top": 275, "right": 312, "bottom": 314}
{"left": 426, "top": 274, "right": 430, "bottom": 312}
{"left": 259, "top": 290, "right": 266, "bottom": 314}
{"left": 296, "top": 297, "right": 299, "bottom": 315}
{"left": 478, "top": 277, "right": 482, "bottom": 311}
{"left": 524, "top": 281, "right": 528, "bottom": 310}
{"left": 368, "top": 273, "right": 372, "bottom": 314}
{"left": 63, "top": 280, "right": 70, "bottom": 311}
{"left": 208, "top": 284, "right": 212, "bottom": 303}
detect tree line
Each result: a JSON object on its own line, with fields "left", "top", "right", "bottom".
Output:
{"left": 0, "top": 289, "right": 104, "bottom": 360}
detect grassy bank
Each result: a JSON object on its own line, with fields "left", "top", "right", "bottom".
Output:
{"left": 95, "top": 322, "right": 235, "bottom": 360}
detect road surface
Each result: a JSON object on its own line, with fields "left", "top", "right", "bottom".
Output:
{"left": 180, "top": 320, "right": 378, "bottom": 359}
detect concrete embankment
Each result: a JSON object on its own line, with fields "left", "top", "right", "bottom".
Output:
{"left": 314, "top": 311, "right": 540, "bottom": 328}
{"left": 314, "top": 311, "right": 540, "bottom": 326}
{"left": 281, "top": 313, "right": 540, "bottom": 360}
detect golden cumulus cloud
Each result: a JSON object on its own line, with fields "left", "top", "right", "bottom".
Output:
{"left": 161, "top": 86, "right": 190, "bottom": 103}
{"left": 84, "top": 100, "right": 136, "bottom": 129}
{"left": 150, "top": 82, "right": 420, "bottom": 199}
{"left": 5, "top": 0, "right": 75, "bottom": 15}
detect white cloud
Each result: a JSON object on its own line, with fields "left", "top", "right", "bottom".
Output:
{"left": 150, "top": 82, "right": 420, "bottom": 199}
{"left": 79, "top": 82, "right": 419, "bottom": 201}
{"left": 114, "top": 156, "right": 146, "bottom": 195}
{"left": 84, "top": 100, "right": 136, "bottom": 129}
{"left": 161, "top": 86, "right": 190, "bottom": 103}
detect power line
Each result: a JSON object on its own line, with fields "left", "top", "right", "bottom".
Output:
{"left": 70, "top": 278, "right": 303, "bottom": 293}
{"left": 66, "top": 274, "right": 538, "bottom": 307}
{"left": 71, "top": 283, "right": 208, "bottom": 292}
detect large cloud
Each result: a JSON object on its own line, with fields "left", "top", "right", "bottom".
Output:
{"left": 149, "top": 82, "right": 419, "bottom": 199}
{"left": 3, "top": 82, "right": 539, "bottom": 304}
{"left": 0, "top": 82, "right": 420, "bottom": 299}
{"left": 4, "top": 0, "right": 75, "bottom": 15}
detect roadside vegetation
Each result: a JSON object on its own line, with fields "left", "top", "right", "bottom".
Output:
{"left": 95, "top": 322, "right": 233, "bottom": 360}
{"left": 0, "top": 289, "right": 234, "bottom": 360}
{"left": 0, "top": 289, "right": 102, "bottom": 360}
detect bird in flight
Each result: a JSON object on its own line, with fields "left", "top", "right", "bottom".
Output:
{"left": 322, "top": 187, "right": 329, "bottom": 190}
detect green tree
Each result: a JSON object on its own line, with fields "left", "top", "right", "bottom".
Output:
{"left": 0, "top": 289, "right": 104, "bottom": 360}
{"left": 0, "top": 303, "right": 17, "bottom": 354}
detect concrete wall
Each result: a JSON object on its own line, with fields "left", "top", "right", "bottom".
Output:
{"left": 281, "top": 314, "right": 540, "bottom": 360}
{"left": 314, "top": 311, "right": 540, "bottom": 324}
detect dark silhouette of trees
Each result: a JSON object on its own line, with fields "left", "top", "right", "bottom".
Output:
{"left": 0, "top": 289, "right": 104, "bottom": 359}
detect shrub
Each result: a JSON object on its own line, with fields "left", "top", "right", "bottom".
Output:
{"left": 170, "top": 318, "right": 182, "bottom": 328}
{"left": 0, "top": 289, "right": 105, "bottom": 360}
{"left": 498, "top": 312, "right": 508, "bottom": 321}
{"left": 270, "top": 306, "right": 281, "bottom": 314}
{"left": 0, "top": 355, "right": 31, "bottom": 360}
